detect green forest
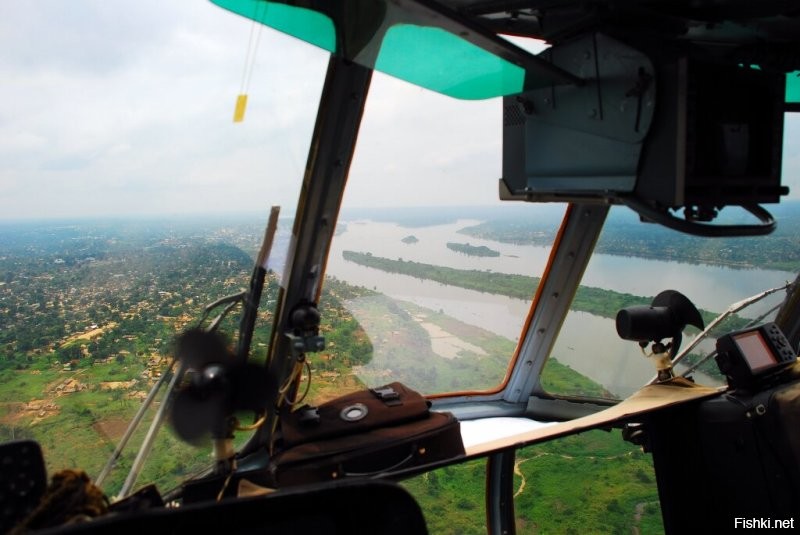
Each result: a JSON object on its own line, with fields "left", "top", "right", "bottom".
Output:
{"left": 446, "top": 242, "right": 501, "bottom": 257}
{"left": 458, "top": 202, "right": 800, "bottom": 272}
{"left": 341, "top": 250, "right": 745, "bottom": 328}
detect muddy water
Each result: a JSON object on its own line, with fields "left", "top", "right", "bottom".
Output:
{"left": 322, "top": 219, "right": 792, "bottom": 396}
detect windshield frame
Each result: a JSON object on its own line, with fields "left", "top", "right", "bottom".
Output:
{"left": 241, "top": 48, "right": 617, "bottom": 457}
{"left": 430, "top": 203, "right": 617, "bottom": 420}
{"left": 210, "top": 0, "right": 581, "bottom": 100}
{"left": 243, "top": 56, "right": 374, "bottom": 456}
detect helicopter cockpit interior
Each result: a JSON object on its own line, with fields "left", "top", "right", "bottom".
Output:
{"left": 2, "top": 1, "right": 800, "bottom": 533}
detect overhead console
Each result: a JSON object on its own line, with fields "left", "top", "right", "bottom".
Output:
{"left": 501, "top": 32, "right": 789, "bottom": 236}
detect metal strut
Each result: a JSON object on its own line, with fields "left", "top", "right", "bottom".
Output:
{"left": 486, "top": 449, "right": 517, "bottom": 535}
{"left": 242, "top": 56, "right": 373, "bottom": 457}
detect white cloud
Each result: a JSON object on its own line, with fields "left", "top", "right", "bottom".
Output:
{"left": 2, "top": 132, "right": 49, "bottom": 152}
{"left": 0, "top": 0, "right": 330, "bottom": 220}
{"left": 1, "top": 1, "right": 797, "bottom": 221}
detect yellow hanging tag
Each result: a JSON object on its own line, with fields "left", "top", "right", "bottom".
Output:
{"left": 233, "top": 94, "right": 248, "bottom": 123}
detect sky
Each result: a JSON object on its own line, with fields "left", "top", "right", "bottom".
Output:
{"left": 1, "top": 1, "right": 799, "bottom": 221}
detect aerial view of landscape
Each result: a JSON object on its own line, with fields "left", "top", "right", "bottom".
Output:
{"left": 3, "top": 1, "right": 800, "bottom": 532}
{"left": 1, "top": 202, "right": 798, "bottom": 532}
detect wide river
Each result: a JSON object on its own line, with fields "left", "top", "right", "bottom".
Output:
{"left": 318, "top": 219, "right": 795, "bottom": 397}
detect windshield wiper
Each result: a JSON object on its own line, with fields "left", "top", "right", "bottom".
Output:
{"left": 661, "top": 282, "right": 794, "bottom": 383}
{"left": 95, "top": 208, "right": 281, "bottom": 497}
{"left": 237, "top": 206, "right": 280, "bottom": 363}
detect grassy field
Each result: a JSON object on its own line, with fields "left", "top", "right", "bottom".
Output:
{"left": 0, "top": 359, "right": 211, "bottom": 496}
{"left": 403, "top": 429, "right": 664, "bottom": 534}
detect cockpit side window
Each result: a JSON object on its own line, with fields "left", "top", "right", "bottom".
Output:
{"left": 540, "top": 151, "right": 800, "bottom": 401}
{"left": 0, "top": 3, "right": 328, "bottom": 496}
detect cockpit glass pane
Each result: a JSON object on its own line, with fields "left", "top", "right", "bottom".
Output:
{"left": 788, "top": 71, "right": 800, "bottom": 104}
{"left": 0, "top": 3, "right": 325, "bottom": 497}
{"left": 212, "top": 0, "right": 336, "bottom": 52}
{"left": 311, "top": 71, "right": 566, "bottom": 403}
{"left": 541, "top": 203, "right": 799, "bottom": 400}
{"left": 210, "top": 0, "right": 530, "bottom": 100}
{"left": 375, "top": 24, "right": 525, "bottom": 100}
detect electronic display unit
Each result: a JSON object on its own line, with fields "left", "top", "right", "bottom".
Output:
{"left": 733, "top": 330, "right": 778, "bottom": 373}
{"left": 715, "top": 323, "right": 797, "bottom": 390}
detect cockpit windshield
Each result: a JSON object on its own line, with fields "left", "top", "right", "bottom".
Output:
{"left": 309, "top": 70, "right": 566, "bottom": 402}
{"left": 2, "top": 1, "right": 800, "bottom": 522}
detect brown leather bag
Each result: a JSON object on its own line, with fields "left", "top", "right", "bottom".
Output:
{"left": 271, "top": 383, "right": 464, "bottom": 487}
{"left": 280, "top": 382, "right": 432, "bottom": 447}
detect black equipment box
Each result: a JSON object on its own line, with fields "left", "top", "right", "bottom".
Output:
{"left": 695, "top": 380, "right": 800, "bottom": 516}
{"left": 648, "top": 366, "right": 800, "bottom": 532}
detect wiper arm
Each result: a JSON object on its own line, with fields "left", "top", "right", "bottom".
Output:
{"left": 118, "top": 361, "right": 185, "bottom": 499}
{"left": 195, "top": 291, "right": 247, "bottom": 329}
{"left": 237, "top": 205, "right": 280, "bottom": 363}
{"left": 208, "top": 298, "right": 244, "bottom": 333}
{"left": 96, "top": 208, "right": 281, "bottom": 496}
{"left": 94, "top": 358, "right": 177, "bottom": 489}
{"left": 679, "top": 301, "right": 783, "bottom": 378}
{"left": 655, "top": 282, "right": 793, "bottom": 384}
